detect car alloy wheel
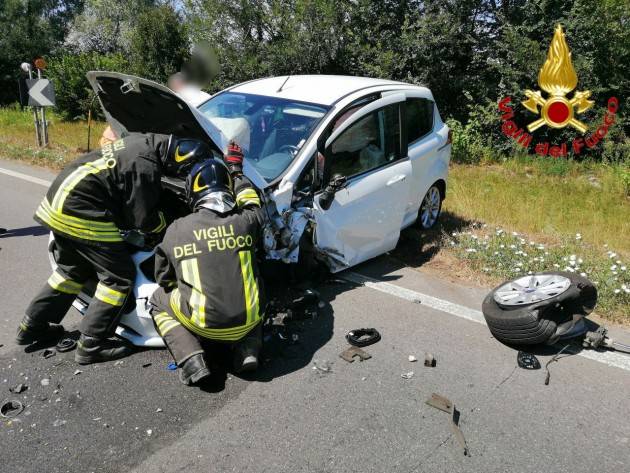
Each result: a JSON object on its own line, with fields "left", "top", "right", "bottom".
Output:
{"left": 493, "top": 273, "right": 571, "bottom": 307}
{"left": 419, "top": 185, "right": 441, "bottom": 229}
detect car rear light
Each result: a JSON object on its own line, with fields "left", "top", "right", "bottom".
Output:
{"left": 447, "top": 129, "right": 453, "bottom": 144}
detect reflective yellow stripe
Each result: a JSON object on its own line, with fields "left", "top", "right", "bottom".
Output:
{"left": 153, "top": 311, "right": 181, "bottom": 336}
{"left": 169, "top": 289, "right": 260, "bottom": 341}
{"left": 47, "top": 271, "right": 83, "bottom": 295}
{"left": 36, "top": 201, "right": 123, "bottom": 243}
{"left": 236, "top": 189, "right": 260, "bottom": 207}
{"left": 239, "top": 250, "right": 259, "bottom": 325}
{"left": 94, "top": 283, "right": 126, "bottom": 306}
{"left": 41, "top": 199, "right": 118, "bottom": 230}
{"left": 181, "top": 258, "right": 206, "bottom": 326}
{"left": 159, "top": 320, "right": 181, "bottom": 336}
{"left": 51, "top": 157, "right": 116, "bottom": 211}
{"left": 149, "top": 211, "right": 167, "bottom": 233}
{"left": 153, "top": 313, "right": 171, "bottom": 324}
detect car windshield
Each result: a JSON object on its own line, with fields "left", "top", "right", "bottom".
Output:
{"left": 199, "top": 92, "right": 328, "bottom": 182}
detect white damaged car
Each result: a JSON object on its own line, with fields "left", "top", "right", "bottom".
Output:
{"left": 53, "top": 72, "right": 451, "bottom": 347}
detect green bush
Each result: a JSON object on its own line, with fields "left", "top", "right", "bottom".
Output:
{"left": 619, "top": 166, "right": 630, "bottom": 197}
{"left": 46, "top": 53, "right": 131, "bottom": 121}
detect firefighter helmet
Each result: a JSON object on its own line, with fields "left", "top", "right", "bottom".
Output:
{"left": 185, "top": 159, "right": 234, "bottom": 212}
{"left": 163, "top": 136, "right": 213, "bottom": 177}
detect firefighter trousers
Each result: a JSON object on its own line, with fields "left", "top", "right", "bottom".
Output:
{"left": 25, "top": 233, "right": 135, "bottom": 338}
{"left": 150, "top": 286, "right": 262, "bottom": 365}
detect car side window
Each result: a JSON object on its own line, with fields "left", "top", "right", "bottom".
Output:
{"left": 406, "top": 98, "right": 434, "bottom": 145}
{"left": 328, "top": 104, "right": 401, "bottom": 179}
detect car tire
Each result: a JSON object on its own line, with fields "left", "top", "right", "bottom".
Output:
{"left": 418, "top": 184, "right": 442, "bottom": 229}
{"left": 482, "top": 272, "right": 597, "bottom": 345}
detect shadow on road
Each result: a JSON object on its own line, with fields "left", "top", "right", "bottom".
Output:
{"left": 0, "top": 225, "right": 49, "bottom": 239}
{"left": 390, "top": 210, "right": 477, "bottom": 269}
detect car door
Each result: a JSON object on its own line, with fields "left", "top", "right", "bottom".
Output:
{"left": 401, "top": 94, "right": 441, "bottom": 225}
{"left": 313, "top": 93, "right": 411, "bottom": 271}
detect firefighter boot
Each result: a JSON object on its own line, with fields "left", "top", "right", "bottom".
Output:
{"left": 233, "top": 339, "right": 260, "bottom": 374}
{"left": 75, "top": 334, "right": 134, "bottom": 365}
{"left": 16, "top": 315, "right": 65, "bottom": 346}
{"left": 179, "top": 353, "right": 211, "bottom": 386}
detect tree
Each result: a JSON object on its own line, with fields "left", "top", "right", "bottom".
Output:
{"left": 0, "top": 0, "right": 84, "bottom": 104}
{"left": 128, "top": 4, "right": 190, "bottom": 83}
{"left": 64, "top": 0, "right": 155, "bottom": 54}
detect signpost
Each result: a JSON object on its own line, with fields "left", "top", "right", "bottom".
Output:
{"left": 20, "top": 59, "right": 55, "bottom": 147}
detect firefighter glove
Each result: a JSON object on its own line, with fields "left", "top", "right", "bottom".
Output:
{"left": 224, "top": 141, "right": 244, "bottom": 175}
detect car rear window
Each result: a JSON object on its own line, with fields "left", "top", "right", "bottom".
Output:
{"left": 406, "top": 98, "right": 434, "bottom": 144}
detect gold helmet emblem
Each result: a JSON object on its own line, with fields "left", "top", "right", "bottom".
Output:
{"left": 522, "top": 25, "right": 594, "bottom": 133}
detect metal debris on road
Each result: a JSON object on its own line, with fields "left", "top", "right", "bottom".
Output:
{"left": 340, "top": 346, "right": 372, "bottom": 363}
{"left": 424, "top": 353, "right": 437, "bottom": 367}
{"left": 517, "top": 351, "right": 541, "bottom": 370}
{"left": 114, "top": 360, "right": 124, "bottom": 366}
{"left": 42, "top": 349, "right": 56, "bottom": 359}
{"left": 40, "top": 378, "right": 50, "bottom": 386}
{"left": 408, "top": 355, "right": 417, "bottom": 362}
{"left": 312, "top": 359, "right": 333, "bottom": 373}
{"left": 425, "top": 393, "right": 469, "bottom": 456}
{"left": 401, "top": 371, "right": 414, "bottom": 379}
{"left": 73, "top": 370, "right": 82, "bottom": 376}
{"left": 544, "top": 344, "right": 571, "bottom": 386}
{"left": 1, "top": 401, "right": 24, "bottom": 418}
{"left": 155, "top": 408, "right": 163, "bottom": 413}
{"left": 146, "top": 429, "right": 153, "bottom": 436}
{"left": 9, "top": 383, "right": 28, "bottom": 394}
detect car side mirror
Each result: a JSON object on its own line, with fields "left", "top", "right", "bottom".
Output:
{"left": 319, "top": 175, "right": 347, "bottom": 210}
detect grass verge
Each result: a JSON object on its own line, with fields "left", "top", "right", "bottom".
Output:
{"left": 444, "top": 160, "right": 630, "bottom": 255}
{"left": 0, "top": 106, "right": 106, "bottom": 169}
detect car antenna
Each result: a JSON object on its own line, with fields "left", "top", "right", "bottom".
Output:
{"left": 277, "top": 75, "right": 291, "bottom": 92}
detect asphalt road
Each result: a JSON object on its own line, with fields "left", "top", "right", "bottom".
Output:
{"left": 1, "top": 159, "right": 629, "bottom": 473}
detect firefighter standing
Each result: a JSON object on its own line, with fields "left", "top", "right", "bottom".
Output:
{"left": 150, "top": 142, "right": 266, "bottom": 386}
{"left": 17, "top": 133, "right": 212, "bottom": 364}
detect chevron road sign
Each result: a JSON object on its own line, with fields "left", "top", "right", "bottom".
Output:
{"left": 26, "top": 79, "right": 56, "bottom": 107}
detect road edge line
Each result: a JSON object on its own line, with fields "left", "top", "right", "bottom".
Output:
{"left": 345, "top": 271, "right": 630, "bottom": 373}
{"left": 0, "top": 166, "right": 52, "bottom": 187}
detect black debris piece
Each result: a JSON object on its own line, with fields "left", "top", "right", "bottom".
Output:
{"left": 346, "top": 328, "right": 381, "bottom": 347}
{"left": 290, "top": 289, "right": 319, "bottom": 311}
{"left": 142, "top": 363, "right": 152, "bottom": 368}
{"left": 1, "top": 400, "right": 24, "bottom": 418}
{"left": 56, "top": 338, "right": 76, "bottom": 353}
{"left": 517, "top": 351, "right": 541, "bottom": 370}
{"left": 424, "top": 353, "right": 437, "bottom": 367}
{"left": 9, "top": 383, "right": 28, "bottom": 394}
{"left": 42, "top": 349, "right": 56, "bottom": 359}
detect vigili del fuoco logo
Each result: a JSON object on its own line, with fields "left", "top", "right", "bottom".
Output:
{"left": 498, "top": 25, "right": 619, "bottom": 157}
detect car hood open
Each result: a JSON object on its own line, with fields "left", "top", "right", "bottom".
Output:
{"left": 86, "top": 71, "right": 267, "bottom": 189}
{"left": 87, "top": 71, "right": 225, "bottom": 153}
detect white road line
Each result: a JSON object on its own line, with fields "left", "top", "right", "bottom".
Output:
{"left": 0, "top": 166, "right": 51, "bottom": 187}
{"left": 345, "top": 271, "right": 630, "bottom": 373}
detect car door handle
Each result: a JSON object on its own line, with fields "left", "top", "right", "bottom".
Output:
{"left": 386, "top": 174, "right": 407, "bottom": 186}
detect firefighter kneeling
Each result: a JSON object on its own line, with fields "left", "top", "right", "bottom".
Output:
{"left": 150, "top": 142, "right": 265, "bottom": 385}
